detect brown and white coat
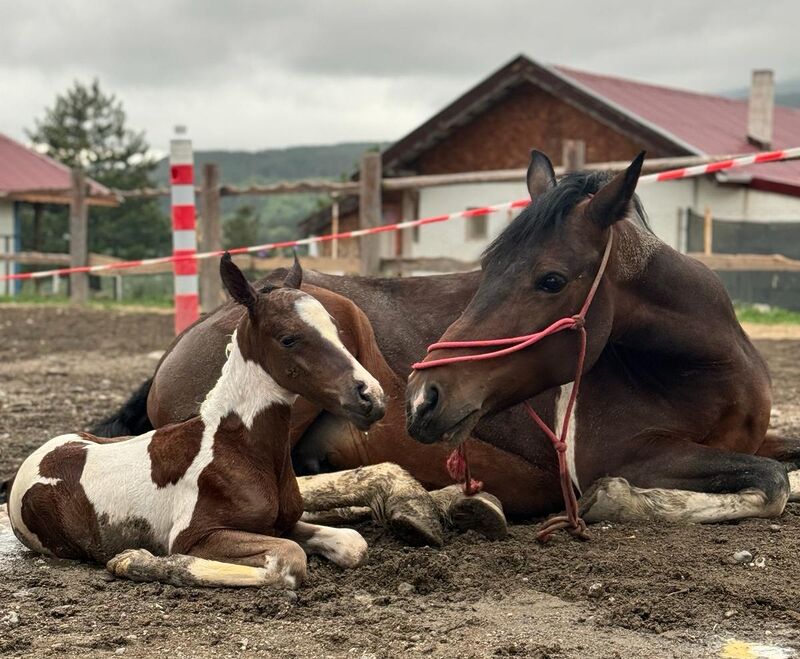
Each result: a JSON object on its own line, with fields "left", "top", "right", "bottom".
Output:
{"left": 7, "top": 258, "right": 384, "bottom": 588}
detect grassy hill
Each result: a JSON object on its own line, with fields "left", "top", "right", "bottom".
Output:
{"left": 154, "top": 142, "right": 386, "bottom": 247}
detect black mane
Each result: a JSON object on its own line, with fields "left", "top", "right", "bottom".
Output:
{"left": 481, "top": 170, "right": 650, "bottom": 270}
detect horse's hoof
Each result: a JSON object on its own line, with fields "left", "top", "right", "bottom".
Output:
{"left": 388, "top": 511, "right": 444, "bottom": 547}
{"left": 450, "top": 491, "right": 508, "bottom": 540}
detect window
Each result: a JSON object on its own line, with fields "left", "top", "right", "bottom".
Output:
{"left": 465, "top": 208, "right": 488, "bottom": 241}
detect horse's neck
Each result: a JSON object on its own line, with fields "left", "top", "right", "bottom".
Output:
{"left": 609, "top": 222, "right": 742, "bottom": 361}
{"left": 200, "top": 333, "right": 296, "bottom": 464}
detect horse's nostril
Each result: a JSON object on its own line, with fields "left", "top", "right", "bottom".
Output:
{"left": 426, "top": 383, "right": 439, "bottom": 411}
{"left": 356, "top": 381, "right": 373, "bottom": 413}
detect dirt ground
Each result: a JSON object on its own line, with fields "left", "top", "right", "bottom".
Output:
{"left": 1, "top": 304, "right": 799, "bottom": 659}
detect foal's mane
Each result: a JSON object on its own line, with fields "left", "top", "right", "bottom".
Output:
{"left": 481, "top": 170, "right": 651, "bottom": 270}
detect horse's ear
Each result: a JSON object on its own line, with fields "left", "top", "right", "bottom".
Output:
{"left": 587, "top": 152, "right": 645, "bottom": 228}
{"left": 220, "top": 252, "right": 257, "bottom": 315}
{"left": 526, "top": 150, "right": 556, "bottom": 198}
{"left": 283, "top": 252, "right": 303, "bottom": 289}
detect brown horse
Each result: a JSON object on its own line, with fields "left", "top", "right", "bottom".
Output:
{"left": 7, "top": 256, "right": 387, "bottom": 587}
{"left": 408, "top": 151, "right": 800, "bottom": 524}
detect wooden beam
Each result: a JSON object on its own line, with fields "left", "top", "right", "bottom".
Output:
{"left": 379, "top": 153, "right": 750, "bottom": 191}
{"left": 69, "top": 169, "right": 89, "bottom": 304}
{"left": 199, "top": 164, "right": 223, "bottom": 312}
{"left": 689, "top": 252, "right": 800, "bottom": 272}
{"left": 359, "top": 152, "right": 382, "bottom": 276}
{"left": 113, "top": 153, "right": 760, "bottom": 201}
{"left": 1, "top": 190, "right": 120, "bottom": 207}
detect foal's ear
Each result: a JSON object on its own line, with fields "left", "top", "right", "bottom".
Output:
{"left": 283, "top": 252, "right": 303, "bottom": 289}
{"left": 587, "top": 152, "right": 645, "bottom": 228}
{"left": 526, "top": 150, "right": 556, "bottom": 198}
{"left": 220, "top": 252, "right": 257, "bottom": 315}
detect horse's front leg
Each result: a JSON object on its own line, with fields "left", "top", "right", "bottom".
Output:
{"left": 286, "top": 520, "right": 368, "bottom": 568}
{"left": 297, "top": 463, "right": 444, "bottom": 546}
{"left": 107, "top": 530, "right": 308, "bottom": 588}
{"left": 578, "top": 434, "right": 790, "bottom": 524}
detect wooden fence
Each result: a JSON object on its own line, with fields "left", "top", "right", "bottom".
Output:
{"left": 7, "top": 146, "right": 800, "bottom": 307}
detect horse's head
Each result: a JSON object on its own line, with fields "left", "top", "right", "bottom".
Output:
{"left": 407, "top": 150, "right": 644, "bottom": 445}
{"left": 220, "top": 254, "right": 385, "bottom": 430}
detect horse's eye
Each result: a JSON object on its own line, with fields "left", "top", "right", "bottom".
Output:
{"left": 536, "top": 273, "right": 567, "bottom": 293}
{"left": 279, "top": 335, "right": 298, "bottom": 348}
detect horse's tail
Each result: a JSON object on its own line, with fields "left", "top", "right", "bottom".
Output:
{"left": 90, "top": 378, "right": 155, "bottom": 438}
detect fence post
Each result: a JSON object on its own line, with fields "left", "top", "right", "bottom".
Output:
{"left": 69, "top": 168, "right": 89, "bottom": 304}
{"left": 170, "top": 126, "right": 200, "bottom": 334}
{"left": 359, "top": 151, "right": 382, "bottom": 276}
{"left": 703, "top": 206, "right": 713, "bottom": 256}
{"left": 199, "top": 163, "right": 222, "bottom": 313}
{"left": 330, "top": 193, "right": 340, "bottom": 260}
{"left": 562, "top": 139, "right": 586, "bottom": 172}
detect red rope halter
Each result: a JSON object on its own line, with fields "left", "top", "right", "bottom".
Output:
{"left": 411, "top": 232, "right": 614, "bottom": 542}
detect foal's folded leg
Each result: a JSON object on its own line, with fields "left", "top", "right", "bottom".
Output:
{"left": 297, "top": 463, "right": 444, "bottom": 547}
{"left": 286, "top": 520, "right": 368, "bottom": 568}
{"left": 107, "top": 531, "right": 308, "bottom": 589}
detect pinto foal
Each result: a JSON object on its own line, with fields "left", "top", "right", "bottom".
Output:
{"left": 8, "top": 255, "right": 385, "bottom": 588}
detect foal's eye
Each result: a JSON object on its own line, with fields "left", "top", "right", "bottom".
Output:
{"left": 536, "top": 273, "right": 568, "bottom": 293}
{"left": 279, "top": 336, "right": 299, "bottom": 348}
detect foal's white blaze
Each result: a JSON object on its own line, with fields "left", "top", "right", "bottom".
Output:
{"left": 555, "top": 383, "right": 580, "bottom": 492}
{"left": 8, "top": 433, "right": 86, "bottom": 556}
{"left": 294, "top": 296, "right": 383, "bottom": 403}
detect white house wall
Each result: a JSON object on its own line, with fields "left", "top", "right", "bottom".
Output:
{"left": 409, "top": 178, "right": 800, "bottom": 262}
{"left": 412, "top": 182, "right": 529, "bottom": 261}
{"left": 694, "top": 179, "right": 800, "bottom": 222}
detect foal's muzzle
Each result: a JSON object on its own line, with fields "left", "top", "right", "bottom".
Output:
{"left": 342, "top": 380, "right": 385, "bottom": 430}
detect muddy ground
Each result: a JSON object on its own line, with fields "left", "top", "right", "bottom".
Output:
{"left": 1, "top": 304, "right": 799, "bottom": 659}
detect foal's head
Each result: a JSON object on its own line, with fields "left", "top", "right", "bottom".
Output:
{"left": 407, "top": 150, "right": 645, "bottom": 445}
{"left": 220, "top": 254, "right": 385, "bottom": 430}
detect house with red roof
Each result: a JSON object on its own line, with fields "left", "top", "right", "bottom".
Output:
{"left": 0, "top": 133, "right": 113, "bottom": 294}
{"left": 300, "top": 55, "right": 800, "bottom": 307}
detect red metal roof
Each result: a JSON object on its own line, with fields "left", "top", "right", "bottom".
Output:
{"left": 0, "top": 132, "right": 111, "bottom": 201}
{"left": 554, "top": 66, "right": 800, "bottom": 192}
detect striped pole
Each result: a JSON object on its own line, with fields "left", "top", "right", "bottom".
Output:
{"left": 169, "top": 126, "right": 200, "bottom": 334}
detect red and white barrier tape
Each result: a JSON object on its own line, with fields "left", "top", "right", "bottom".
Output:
{"left": 3, "top": 146, "right": 799, "bottom": 283}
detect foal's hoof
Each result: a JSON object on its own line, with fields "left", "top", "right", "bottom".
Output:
{"left": 450, "top": 490, "right": 508, "bottom": 540}
{"left": 387, "top": 496, "right": 444, "bottom": 547}
{"left": 106, "top": 548, "right": 157, "bottom": 581}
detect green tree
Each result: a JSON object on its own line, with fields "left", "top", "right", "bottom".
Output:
{"left": 25, "top": 79, "right": 169, "bottom": 259}
{"left": 223, "top": 205, "right": 259, "bottom": 250}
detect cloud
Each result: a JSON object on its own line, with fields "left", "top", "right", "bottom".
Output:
{"left": 0, "top": 0, "right": 797, "bottom": 150}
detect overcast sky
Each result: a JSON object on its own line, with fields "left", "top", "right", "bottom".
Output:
{"left": 2, "top": 1, "right": 798, "bottom": 152}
